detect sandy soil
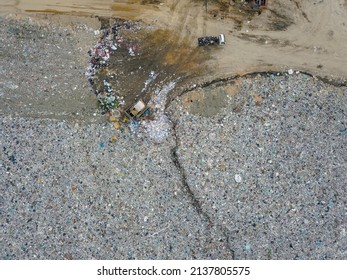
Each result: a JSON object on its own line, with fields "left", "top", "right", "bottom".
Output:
{"left": 1, "top": 0, "right": 347, "bottom": 83}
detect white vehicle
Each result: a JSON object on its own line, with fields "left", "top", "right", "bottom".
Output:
{"left": 218, "top": 34, "right": 225, "bottom": 45}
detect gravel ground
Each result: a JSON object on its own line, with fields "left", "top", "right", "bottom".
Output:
{"left": 0, "top": 15, "right": 346, "bottom": 260}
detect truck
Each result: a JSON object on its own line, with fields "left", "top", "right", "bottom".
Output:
{"left": 124, "top": 99, "right": 148, "bottom": 120}
{"left": 198, "top": 34, "right": 225, "bottom": 46}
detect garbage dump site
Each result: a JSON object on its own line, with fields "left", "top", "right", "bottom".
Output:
{"left": 86, "top": 19, "right": 185, "bottom": 142}
{"left": 0, "top": 4, "right": 346, "bottom": 261}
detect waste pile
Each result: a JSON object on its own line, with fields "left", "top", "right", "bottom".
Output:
{"left": 86, "top": 19, "right": 141, "bottom": 113}
{"left": 133, "top": 81, "right": 176, "bottom": 142}
{"left": 86, "top": 19, "right": 176, "bottom": 142}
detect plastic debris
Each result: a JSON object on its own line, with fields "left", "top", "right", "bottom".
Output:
{"left": 128, "top": 47, "right": 135, "bottom": 56}
{"left": 109, "top": 115, "right": 118, "bottom": 122}
{"left": 235, "top": 174, "right": 242, "bottom": 183}
{"left": 340, "top": 128, "right": 347, "bottom": 135}
{"left": 288, "top": 69, "right": 294, "bottom": 75}
{"left": 129, "top": 121, "right": 140, "bottom": 133}
{"left": 86, "top": 21, "right": 176, "bottom": 143}
{"left": 113, "top": 122, "right": 121, "bottom": 129}
{"left": 137, "top": 82, "right": 176, "bottom": 142}
{"left": 86, "top": 19, "right": 141, "bottom": 115}
{"left": 143, "top": 108, "right": 150, "bottom": 116}
{"left": 110, "top": 136, "right": 118, "bottom": 143}
{"left": 141, "top": 70, "right": 158, "bottom": 93}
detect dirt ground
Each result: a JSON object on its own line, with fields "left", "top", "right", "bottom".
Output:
{"left": 1, "top": 0, "right": 347, "bottom": 84}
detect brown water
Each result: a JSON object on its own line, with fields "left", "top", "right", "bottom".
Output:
{"left": 0, "top": 0, "right": 157, "bottom": 17}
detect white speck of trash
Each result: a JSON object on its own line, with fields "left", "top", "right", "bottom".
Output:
{"left": 288, "top": 69, "right": 294, "bottom": 75}
{"left": 235, "top": 174, "right": 242, "bottom": 183}
{"left": 245, "top": 244, "right": 251, "bottom": 251}
{"left": 144, "top": 216, "right": 148, "bottom": 222}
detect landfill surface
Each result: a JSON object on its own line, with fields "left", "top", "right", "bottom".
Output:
{"left": 0, "top": 13, "right": 346, "bottom": 260}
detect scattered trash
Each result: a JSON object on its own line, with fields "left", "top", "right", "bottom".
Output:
{"left": 235, "top": 174, "right": 242, "bottom": 183}
{"left": 0, "top": 82, "right": 18, "bottom": 90}
{"left": 128, "top": 47, "right": 135, "bottom": 56}
{"left": 288, "top": 69, "right": 294, "bottom": 75}
{"left": 110, "top": 136, "right": 118, "bottom": 143}
{"left": 129, "top": 120, "right": 140, "bottom": 133}
{"left": 140, "top": 114, "right": 171, "bottom": 141}
{"left": 137, "top": 82, "right": 176, "bottom": 142}
{"left": 143, "top": 108, "right": 150, "bottom": 117}
{"left": 71, "top": 184, "right": 77, "bottom": 192}
{"left": 86, "top": 21, "right": 176, "bottom": 142}
{"left": 141, "top": 70, "right": 158, "bottom": 93}
{"left": 113, "top": 122, "right": 121, "bottom": 129}
{"left": 109, "top": 115, "right": 118, "bottom": 122}
{"left": 86, "top": 19, "right": 141, "bottom": 115}
{"left": 99, "top": 142, "right": 105, "bottom": 148}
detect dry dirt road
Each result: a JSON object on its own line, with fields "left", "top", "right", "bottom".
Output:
{"left": 1, "top": 0, "right": 347, "bottom": 83}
